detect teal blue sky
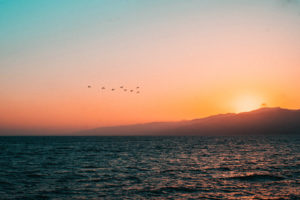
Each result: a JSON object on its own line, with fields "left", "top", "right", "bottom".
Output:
{"left": 1, "top": 0, "right": 299, "bottom": 60}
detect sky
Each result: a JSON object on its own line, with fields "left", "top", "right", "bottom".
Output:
{"left": 0, "top": 0, "right": 300, "bottom": 132}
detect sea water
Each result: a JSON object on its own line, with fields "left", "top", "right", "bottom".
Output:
{"left": 0, "top": 136, "right": 299, "bottom": 199}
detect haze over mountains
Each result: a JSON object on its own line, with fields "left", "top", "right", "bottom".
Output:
{"left": 78, "top": 107, "right": 300, "bottom": 136}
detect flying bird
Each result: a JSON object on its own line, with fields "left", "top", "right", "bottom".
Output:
{"left": 120, "top": 86, "right": 124, "bottom": 88}
{"left": 124, "top": 89, "right": 127, "bottom": 92}
{"left": 88, "top": 85, "right": 91, "bottom": 88}
{"left": 130, "top": 90, "right": 133, "bottom": 92}
{"left": 136, "top": 87, "right": 140, "bottom": 89}
{"left": 111, "top": 88, "right": 115, "bottom": 91}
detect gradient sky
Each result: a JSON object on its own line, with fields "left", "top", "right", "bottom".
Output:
{"left": 1, "top": 0, "right": 300, "bottom": 132}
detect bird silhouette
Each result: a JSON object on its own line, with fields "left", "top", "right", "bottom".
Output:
{"left": 87, "top": 84, "right": 142, "bottom": 94}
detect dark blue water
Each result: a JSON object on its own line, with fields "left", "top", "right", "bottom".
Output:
{"left": 0, "top": 136, "right": 299, "bottom": 199}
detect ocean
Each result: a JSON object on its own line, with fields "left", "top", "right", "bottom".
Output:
{"left": 0, "top": 136, "right": 299, "bottom": 199}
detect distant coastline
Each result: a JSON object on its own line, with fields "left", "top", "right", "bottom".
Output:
{"left": 76, "top": 107, "right": 300, "bottom": 136}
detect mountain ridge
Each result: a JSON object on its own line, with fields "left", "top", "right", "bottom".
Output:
{"left": 78, "top": 107, "right": 300, "bottom": 136}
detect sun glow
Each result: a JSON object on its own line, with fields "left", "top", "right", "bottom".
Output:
{"left": 234, "top": 94, "right": 263, "bottom": 113}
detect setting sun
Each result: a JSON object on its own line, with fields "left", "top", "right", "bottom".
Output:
{"left": 234, "top": 95, "right": 264, "bottom": 113}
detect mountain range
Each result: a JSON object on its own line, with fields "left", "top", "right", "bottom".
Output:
{"left": 78, "top": 107, "right": 300, "bottom": 136}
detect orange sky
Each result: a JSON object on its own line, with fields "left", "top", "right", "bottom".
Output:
{"left": 0, "top": 1, "right": 300, "bottom": 132}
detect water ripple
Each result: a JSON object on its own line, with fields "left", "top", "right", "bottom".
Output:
{"left": 0, "top": 136, "right": 299, "bottom": 199}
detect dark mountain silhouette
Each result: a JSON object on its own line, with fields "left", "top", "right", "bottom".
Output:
{"left": 78, "top": 107, "right": 300, "bottom": 136}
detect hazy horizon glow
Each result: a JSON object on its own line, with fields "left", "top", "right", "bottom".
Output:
{"left": 1, "top": 0, "right": 300, "bottom": 132}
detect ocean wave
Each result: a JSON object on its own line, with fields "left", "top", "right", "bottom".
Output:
{"left": 138, "top": 186, "right": 200, "bottom": 195}
{"left": 1, "top": 136, "right": 299, "bottom": 199}
{"left": 226, "top": 174, "right": 285, "bottom": 181}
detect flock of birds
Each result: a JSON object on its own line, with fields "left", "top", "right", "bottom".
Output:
{"left": 88, "top": 85, "right": 141, "bottom": 94}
